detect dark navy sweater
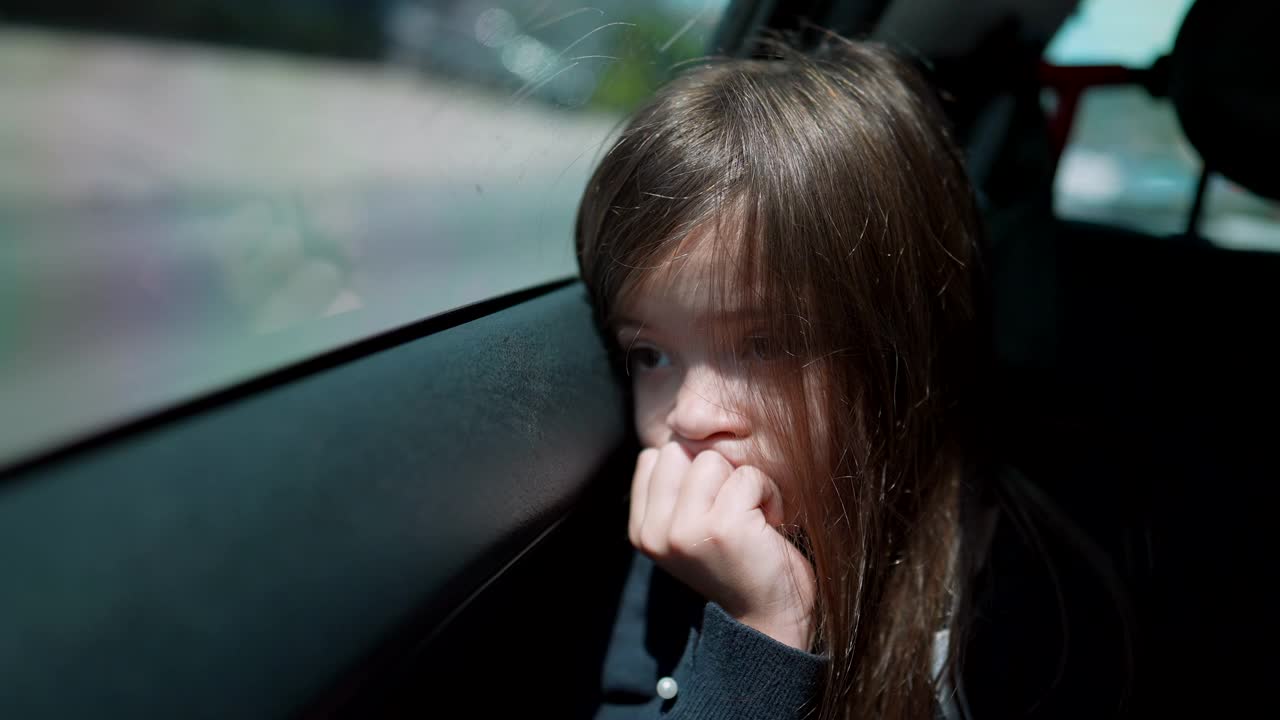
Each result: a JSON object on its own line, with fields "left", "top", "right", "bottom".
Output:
{"left": 592, "top": 550, "right": 828, "bottom": 719}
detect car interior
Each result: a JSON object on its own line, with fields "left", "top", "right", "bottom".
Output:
{"left": 1, "top": 0, "right": 1276, "bottom": 718}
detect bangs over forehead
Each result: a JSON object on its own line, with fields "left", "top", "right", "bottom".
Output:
{"left": 609, "top": 201, "right": 770, "bottom": 326}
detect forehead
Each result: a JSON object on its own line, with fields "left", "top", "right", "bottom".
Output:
{"left": 612, "top": 224, "right": 758, "bottom": 327}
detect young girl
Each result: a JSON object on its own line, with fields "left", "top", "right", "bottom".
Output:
{"left": 575, "top": 35, "right": 989, "bottom": 720}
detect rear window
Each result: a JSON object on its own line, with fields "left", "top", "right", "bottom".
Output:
{"left": 1044, "top": 0, "right": 1280, "bottom": 252}
{"left": 0, "top": 1, "right": 732, "bottom": 466}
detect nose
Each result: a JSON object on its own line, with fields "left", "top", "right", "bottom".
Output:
{"left": 665, "top": 364, "right": 749, "bottom": 447}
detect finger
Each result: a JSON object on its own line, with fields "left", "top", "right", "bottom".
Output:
{"left": 713, "top": 465, "right": 786, "bottom": 529}
{"left": 629, "top": 448, "right": 660, "bottom": 546}
{"left": 640, "top": 442, "right": 691, "bottom": 553}
{"left": 670, "top": 451, "right": 734, "bottom": 544}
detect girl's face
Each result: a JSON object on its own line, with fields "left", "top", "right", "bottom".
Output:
{"left": 609, "top": 237, "right": 818, "bottom": 503}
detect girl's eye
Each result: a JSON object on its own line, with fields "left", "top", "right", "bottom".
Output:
{"left": 626, "top": 344, "right": 671, "bottom": 375}
{"left": 744, "top": 336, "right": 775, "bottom": 362}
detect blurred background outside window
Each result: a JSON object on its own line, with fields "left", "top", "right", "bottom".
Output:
{"left": 1046, "top": 0, "right": 1280, "bottom": 251}
{"left": 0, "top": 0, "right": 730, "bottom": 465}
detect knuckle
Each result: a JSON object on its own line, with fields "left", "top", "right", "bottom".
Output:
{"left": 709, "top": 515, "right": 735, "bottom": 542}
{"left": 692, "top": 449, "right": 717, "bottom": 464}
{"left": 693, "top": 449, "right": 731, "bottom": 471}
{"left": 637, "top": 529, "right": 664, "bottom": 557}
{"left": 634, "top": 449, "right": 657, "bottom": 477}
{"left": 667, "top": 523, "right": 701, "bottom": 556}
{"left": 730, "top": 465, "right": 764, "bottom": 490}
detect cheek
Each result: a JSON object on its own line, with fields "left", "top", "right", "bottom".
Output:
{"left": 631, "top": 377, "right": 672, "bottom": 448}
{"left": 749, "top": 434, "right": 789, "bottom": 483}
{"left": 746, "top": 380, "right": 831, "bottom": 495}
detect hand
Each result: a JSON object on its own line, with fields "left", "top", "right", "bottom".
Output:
{"left": 629, "top": 442, "right": 817, "bottom": 651}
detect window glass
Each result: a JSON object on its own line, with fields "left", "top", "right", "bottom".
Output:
{"left": 0, "top": 1, "right": 732, "bottom": 465}
{"left": 1046, "top": 0, "right": 1280, "bottom": 252}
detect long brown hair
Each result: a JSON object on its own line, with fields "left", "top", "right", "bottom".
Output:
{"left": 576, "top": 35, "right": 986, "bottom": 720}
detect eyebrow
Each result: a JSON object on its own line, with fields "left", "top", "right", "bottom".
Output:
{"left": 610, "top": 307, "right": 762, "bottom": 331}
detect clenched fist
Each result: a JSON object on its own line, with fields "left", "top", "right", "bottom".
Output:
{"left": 629, "top": 441, "right": 817, "bottom": 651}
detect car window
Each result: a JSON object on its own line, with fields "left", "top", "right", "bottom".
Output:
{"left": 1044, "top": 0, "right": 1280, "bottom": 252}
{"left": 0, "top": 1, "right": 732, "bottom": 467}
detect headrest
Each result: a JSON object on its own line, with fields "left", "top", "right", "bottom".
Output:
{"left": 1169, "top": 0, "right": 1280, "bottom": 202}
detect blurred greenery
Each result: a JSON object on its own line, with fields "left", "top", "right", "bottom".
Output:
{"left": 588, "top": 8, "right": 710, "bottom": 114}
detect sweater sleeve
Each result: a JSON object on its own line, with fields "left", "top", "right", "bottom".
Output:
{"left": 663, "top": 602, "right": 827, "bottom": 720}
